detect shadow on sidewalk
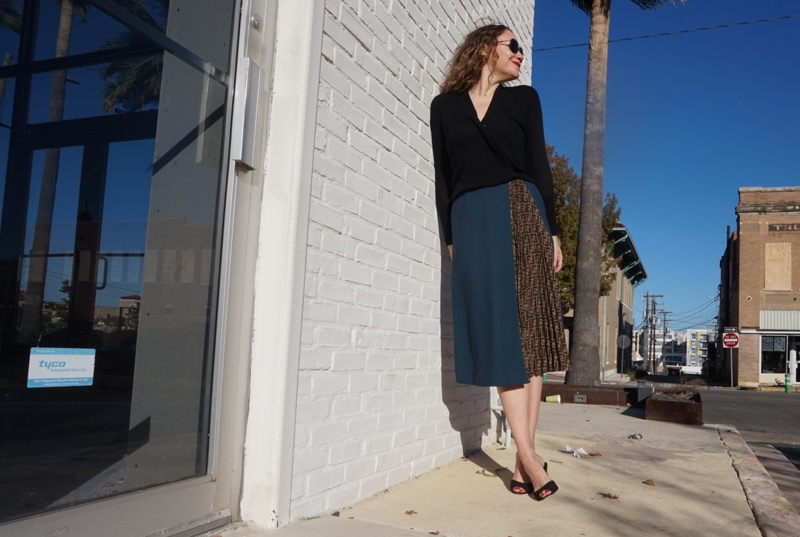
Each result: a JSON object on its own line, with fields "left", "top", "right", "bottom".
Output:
{"left": 462, "top": 449, "right": 514, "bottom": 490}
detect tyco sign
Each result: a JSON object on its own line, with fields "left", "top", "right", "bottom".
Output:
{"left": 27, "top": 348, "right": 96, "bottom": 388}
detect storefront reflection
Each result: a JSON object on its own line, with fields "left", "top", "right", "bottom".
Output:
{"left": 0, "top": 0, "right": 235, "bottom": 524}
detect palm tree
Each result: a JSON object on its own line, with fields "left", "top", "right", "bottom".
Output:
{"left": 20, "top": 1, "right": 165, "bottom": 341}
{"left": 99, "top": 0, "right": 167, "bottom": 112}
{"left": 20, "top": 0, "right": 91, "bottom": 342}
{"left": 0, "top": 0, "right": 21, "bottom": 31}
{"left": 0, "top": 2, "right": 22, "bottom": 109}
{"left": 566, "top": 0, "right": 677, "bottom": 385}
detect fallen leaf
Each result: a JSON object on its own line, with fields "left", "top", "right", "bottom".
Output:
{"left": 642, "top": 479, "right": 655, "bottom": 486}
{"left": 405, "top": 510, "right": 417, "bottom": 516}
{"left": 598, "top": 492, "right": 619, "bottom": 500}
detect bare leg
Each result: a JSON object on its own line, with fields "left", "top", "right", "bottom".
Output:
{"left": 528, "top": 374, "right": 544, "bottom": 462}
{"left": 498, "top": 383, "right": 550, "bottom": 492}
{"left": 512, "top": 375, "right": 545, "bottom": 483}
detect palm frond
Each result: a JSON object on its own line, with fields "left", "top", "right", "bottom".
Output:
{"left": 570, "top": 0, "right": 675, "bottom": 16}
{"left": 70, "top": 1, "right": 94, "bottom": 24}
{"left": 98, "top": 1, "right": 169, "bottom": 112}
{"left": 0, "top": 0, "right": 21, "bottom": 32}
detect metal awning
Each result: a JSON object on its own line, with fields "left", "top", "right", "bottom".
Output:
{"left": 760, "top": 310, "right": 800, "bottom": 330}
{"left": 609, "top": 225, "right": 647, "bottom": 287}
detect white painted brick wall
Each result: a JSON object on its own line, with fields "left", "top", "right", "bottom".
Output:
{"left": 292, "top": 0, "right": 534, "bottom": 521}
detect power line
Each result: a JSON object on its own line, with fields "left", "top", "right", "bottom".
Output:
{"left": 672, "top": 313, "right": 718, "bottom": 332}
{"left": 534, "top": 13, "right": 800, "bottom": 52}
{"left": 668, "top": 302, "right": 718, "bottom": 324}
{"left": 667, "top": 295, "right": 719, "bottom": 318}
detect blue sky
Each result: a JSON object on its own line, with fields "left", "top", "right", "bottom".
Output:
{"left": 530, "top": 0, "right": 800, "bottom": 331}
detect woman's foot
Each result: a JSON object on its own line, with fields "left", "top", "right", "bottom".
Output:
{"left": 510, "top": 452, "right": 548, "bottom": 494}
{"left": 532, "top": 480, "right": 558, "bottom": 501}
{"left": 509, "top": 479, "right": 533, "bottom": 495}
{"left": 518, "top": 453, "right": 556, "bottom": 500}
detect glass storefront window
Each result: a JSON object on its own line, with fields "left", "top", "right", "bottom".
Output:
{"left": 0, "top": 0, "right": 236, "bottom": 527}
{"left": 761, "top": 335, "right": 787, "bottom": 374}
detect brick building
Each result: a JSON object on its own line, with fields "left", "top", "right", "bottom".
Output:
{"left": 718, "top": 187, "right": 800, "bottom": 388}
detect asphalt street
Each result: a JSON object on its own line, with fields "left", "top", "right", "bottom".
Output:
{"left": 701, "top": 388, "right": 800, "bottom": 445}
{"left": 701, "top": 387, "right": 800, "bottom": 512}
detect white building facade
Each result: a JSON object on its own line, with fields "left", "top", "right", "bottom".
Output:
{"left": 685, "top": 328, "right": 713, "bottom": 368}
{"left": 1, "top": 1, "right": 537, "bottom": 536}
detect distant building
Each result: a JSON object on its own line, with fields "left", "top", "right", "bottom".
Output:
{"left": 639, "top": 326, "right": 681, "bottom": 373}
{"left": 598, "top": 225, "right": 647, "bottom": 377}
{"left": 685, "top": 328, "right": 713, "bottom": 367}
{"left": 718, "top": 187, "right": 800, "bottom": 387}
{"left": 664, "top": 335, "right": 687, "bottom": 367}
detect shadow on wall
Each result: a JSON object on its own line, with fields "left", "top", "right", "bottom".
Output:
{"left": 439, "top": 244, "right": 491, "bottom": 454}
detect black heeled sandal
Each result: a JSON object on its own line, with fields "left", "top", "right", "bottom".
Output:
{"left": 510, "top": 479, "right": 533, "bottom": 494}
{"left": 532, "top": 480, "right": 558, "bottom": 501}
{"left": 509, "top": 463, "right": 547, "bottom": 495}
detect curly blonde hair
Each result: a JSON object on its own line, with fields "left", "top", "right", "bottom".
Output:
{"left": 440, "top": 24, "right": 510, "bottom": 94}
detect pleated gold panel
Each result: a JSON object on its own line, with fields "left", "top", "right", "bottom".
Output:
{"left": 508, "top": 179, "right": 569, "bottom": 377}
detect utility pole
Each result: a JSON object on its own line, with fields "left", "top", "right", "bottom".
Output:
{"left": 648, "top": 295, "right": 662, "bottom": 374}
{"left": 642, "top": 292, "right": 649, "bottom": 369}
{"left": 661, "top": 311, "right": 671, "bottom": 374}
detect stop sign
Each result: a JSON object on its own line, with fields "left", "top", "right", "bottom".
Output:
{"left": 722, "top": 332, "right": 739, "bottom": 349}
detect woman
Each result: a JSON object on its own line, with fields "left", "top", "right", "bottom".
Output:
{"left": 430, "top": 24, "right": 569, "bottom": 501}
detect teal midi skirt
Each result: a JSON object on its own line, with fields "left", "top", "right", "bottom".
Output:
{"left": 449, "top": 179, "right": 569, "bottom": 387}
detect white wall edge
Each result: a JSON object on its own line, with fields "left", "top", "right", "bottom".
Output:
{"left": 240, "top": 0, "right": 325, "bottom": 528}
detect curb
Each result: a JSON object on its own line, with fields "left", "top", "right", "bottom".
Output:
{"left": 716, "top": 425, "right": 800, "bottom": 537}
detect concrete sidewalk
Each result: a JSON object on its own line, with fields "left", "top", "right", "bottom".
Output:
{"left": 210, "top": 404, "right": 800, "bottom": 537}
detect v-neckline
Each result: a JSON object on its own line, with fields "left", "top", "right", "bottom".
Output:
{"left": 467, "top": 85, "right": 500, "bottom": 123}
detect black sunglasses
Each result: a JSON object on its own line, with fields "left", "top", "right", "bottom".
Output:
{"left": 497, "top": 38, "right": 524, "bottom": 56}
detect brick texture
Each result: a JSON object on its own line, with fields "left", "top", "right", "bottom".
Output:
{"left": 725, "top": 187, "right": 800, "bottom": 386}
{"left": 292, "top": 0, "right": 534, "bottom": 521}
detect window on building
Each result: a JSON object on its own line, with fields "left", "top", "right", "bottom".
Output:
{"left": 765, "top": 243, "right": 792, "bottom": 290}
{"left": 761, "top": 335, "right": 787, "bottom": 373}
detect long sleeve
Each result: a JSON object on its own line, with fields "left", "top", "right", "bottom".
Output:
{"left": 430, "top": 95, "right": 454, "bottom": 245}
{"left": 524, "top": 88, "right": 559, "bottom": 236}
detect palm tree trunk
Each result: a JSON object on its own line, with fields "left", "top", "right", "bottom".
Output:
{"left": 20, "top": 0, "right": 75, "bottom": 342}
{"left": 566, "top": 0, "right": 610, "bottom": 385}
{"left": 0, "top": 52, "right": 12, "bottom": 107}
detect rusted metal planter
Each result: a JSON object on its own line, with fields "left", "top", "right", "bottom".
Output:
{"left": 541, "top": 383, "right": 652, "bottom": 407}
{"left": 645, "top": 393, "right": 703, "bottom": 426}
